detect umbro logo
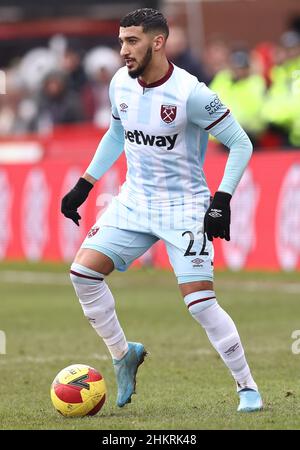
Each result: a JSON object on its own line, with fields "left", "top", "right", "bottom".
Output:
{"left": 208, "top": 209, "right": 222, "bottom": 218}
{"left": 120, "top": 103, "right": 128, "bottom": 112}
{"left": 191, "top": 257, "right": 204, "bottom": 267}
{"left": 224, "top": 343, "right": 239, "bottom": 355}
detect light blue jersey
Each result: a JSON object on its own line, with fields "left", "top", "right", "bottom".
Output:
{"left": 87, "top": 62, "right": 252, "bottom": 205}
{"left": 108, "top": 63, "right": 232, "bottom": 207}
{"left": 83, "top": 62, "right": 253, "bottom": 282}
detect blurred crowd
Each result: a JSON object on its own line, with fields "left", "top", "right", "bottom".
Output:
{"left": 168, "top": 25, "right": 300, "bottom": 149}
{"left": 0, "top": 36, "right": 121, "bottom": 135}
{"left": 1, "top": 24, "right": 300, "bottom": 149}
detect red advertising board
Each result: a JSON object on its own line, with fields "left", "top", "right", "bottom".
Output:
{"left": 1, "top": 145, "right": 300, "bottom": 270}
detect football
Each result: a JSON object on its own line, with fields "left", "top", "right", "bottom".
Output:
{"left": 50, "top": 364, "right": 107, "bottom": 417}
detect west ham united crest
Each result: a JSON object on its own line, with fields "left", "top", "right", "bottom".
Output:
{"left": 161, "top": 105, "right": 177, "bottom": 124}
{"left": 87, "top": 227, "right": 99, "bottom": 238}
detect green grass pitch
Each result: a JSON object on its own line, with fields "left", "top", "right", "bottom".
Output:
{"left": 0, "top": 262, "right": 300, "bottom": 430}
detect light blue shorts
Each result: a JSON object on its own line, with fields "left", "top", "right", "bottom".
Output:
{"left": 81, "top": 196, "right": 214, "bottom": 284}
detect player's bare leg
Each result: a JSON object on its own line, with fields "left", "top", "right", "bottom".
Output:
{"left": 74, "top": 248, "right": 115, "bottom": 275}
{"left": 179, "top": 280, "right": 263, "bottom": 412}
{"left": 70, "top": 248, "right": 146, "bottom": 407}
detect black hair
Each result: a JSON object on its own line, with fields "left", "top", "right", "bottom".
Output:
{"left": 120, "top": 8, "right": 169, "bottom": 38}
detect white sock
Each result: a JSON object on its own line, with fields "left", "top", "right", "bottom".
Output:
{"left": 70, "top": 263, "right": 128, "bottom": 360}
{"left": 184, "top": 290, "right": 257, "bottom": 391}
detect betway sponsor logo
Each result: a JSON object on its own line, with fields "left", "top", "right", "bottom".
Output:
{"left": 124, "top": 129, "right": 178, "bottom": 150}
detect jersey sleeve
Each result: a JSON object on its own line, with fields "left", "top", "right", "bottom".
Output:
{"left": 186, "top": 82, "right": 233, "bottom": 135}
{"left": 216, "top": 120, "right": 253, "bottom": 195}
{"left": 85, "top": 117, "right": 124, "bottom": 180}
{"left": 85, "top": 74, "right": 124, "bottom": 180}
{"left": 109, "top": 72, "right": 120, "bottom": 120}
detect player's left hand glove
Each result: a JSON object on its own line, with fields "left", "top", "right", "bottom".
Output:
{"left": 204, "top": 191, "right": 232, "bottom": 241}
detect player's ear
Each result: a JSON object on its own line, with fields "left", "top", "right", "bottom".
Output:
{"left": 153, "top": 34, "right": 165, "bottom": 51}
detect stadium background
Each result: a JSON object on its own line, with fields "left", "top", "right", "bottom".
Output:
{"left": 0, "top": 0, "right": 299, "bottom": 271}
{"left": 1, "top": 0, "right": 300, "bottom": 431}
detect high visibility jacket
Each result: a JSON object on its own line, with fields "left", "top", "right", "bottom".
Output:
{"left": 210, "top": 70, "right": 266, "bottom": 135}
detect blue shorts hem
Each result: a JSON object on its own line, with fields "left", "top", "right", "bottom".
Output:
{"left": 177, "top": 274, "right": 214, "bottom": 284}
{"left": 81, "top": 243, "right": 129, "bottom": 272}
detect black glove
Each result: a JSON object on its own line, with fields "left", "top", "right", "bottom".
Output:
{"left": 61, "top": 177, "right": 93, "bottom": 226}
{"left": 204, "top": 191, "right": 232, "bottom": 241}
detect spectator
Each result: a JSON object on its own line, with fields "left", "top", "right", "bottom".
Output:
{"left": 262, "top": 31, "right": 300, "bottom": 147}
{"left": 0, "top": 66, "right": 35, "bottom": 135}
{"left": 19, "top": 47, "right": 58, "bottom": 94}
{"left": 166, "top": 25, "right": 210, "bottom": 84}
{"left": 30, "top": 70, "right": 85, "bottom": 133}
{"left": 203, "top": 35, "right": 230, "bottom": 83}
{"left": 61, "top": 39, "right": 89, "bottom": 94}
{"left": 210, "top": 48, "right": 266, "bottom": 145}
{"left": 251, "top": 42, "right": 275, "bottom": 88}
{"left": 83, "top": 46, "right": 121, "bottom": 127}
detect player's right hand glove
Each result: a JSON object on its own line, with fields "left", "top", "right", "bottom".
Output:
{"left": 61, "top": 177, "right": 93, "bottom": 226}
{"left": 204, "top": 191, "right": 232, "bottom": 241}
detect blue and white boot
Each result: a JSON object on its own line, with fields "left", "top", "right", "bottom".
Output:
{"left": 113, "top": 342, "right": 147, "bottom": 407}
{"left": 237, "top": 388, "right": 263, "bottom": 412}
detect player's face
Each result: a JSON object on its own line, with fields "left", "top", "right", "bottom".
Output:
{"left": 119, "top": 26, "right": 153, "bottom": 78}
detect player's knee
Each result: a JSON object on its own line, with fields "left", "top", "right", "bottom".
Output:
{"left": 70, "top": 262, "right": 105, "bottom": 302}
{"left": 74, "top": 248, "right": 114, "bottom": 276}
{"left": 184, "top": 290, "right": 217, "bottom": 317}
{"left": 70, "top": 263, "right": 116, "bottom": 329}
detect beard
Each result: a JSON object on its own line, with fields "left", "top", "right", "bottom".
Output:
{"left": 128, "top": 47, "right": 153, "bottom": 79}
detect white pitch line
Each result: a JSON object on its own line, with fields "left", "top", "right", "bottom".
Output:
{"left": 0, "top": 271, "right": 70, "bottom": 285}
{"left": 0, "top": 270, "right": 300, "bottom": 294}
{"left": 0, "top": 353, "right": 109, "bottom": 365}
{"left": 219, "top": 280, "right": 300, "bottom": 294}
{"left": 0, "top": 347, "right": 288, "bottom": 365}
